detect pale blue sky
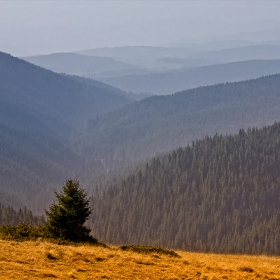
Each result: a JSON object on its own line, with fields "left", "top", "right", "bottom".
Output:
{"left": 1, "top": 1, "right": 280, "bottom": 56}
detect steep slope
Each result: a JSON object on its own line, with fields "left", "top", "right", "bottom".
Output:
{"left": 91, "top": 122, "right": 280, "bottom": 255}
{"left": 65, "top": 74, "right": 146, "bottom": 101}
{"left": 76, "top": 74, "right": 280, "bottom": 169}
{"left": 0, "top": 52, "right": 132, "bottom": 211}
{"left": 0, "top": 84, "right": 77, "bottom": 211}
{"left": 102, "top": 59, "right": 280, "bottom": 95}
{"left": 0, "top": 52, "right": 132, "bottom": 133}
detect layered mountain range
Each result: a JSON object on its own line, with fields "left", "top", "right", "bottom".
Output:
{"left": 2, "top": 50, "right": 280, "bottom": 227}
{"left": 0, "top": 52, "right": 131, "bottom": 210}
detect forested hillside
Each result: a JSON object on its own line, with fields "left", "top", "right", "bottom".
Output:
{"left": 0, "top": 204, "right": 44, "bottom": 226}
{"left": 0, "top": 52, "right": 132, "bottom": 211}
{"left": 75, "top": 74, "right": 280, "bottom": 170}
{"left": 0, "top": 52, "right": 131, "bottom": 132}
{"left": 90, "top": 122, "right": 280, "bottom": 255}
{"left": 65, "top": 74, "right": 147, "bottom": 101}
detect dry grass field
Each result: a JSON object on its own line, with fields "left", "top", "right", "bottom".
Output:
{"left": 0, "top": 239, "right": 280, "bottom": 279}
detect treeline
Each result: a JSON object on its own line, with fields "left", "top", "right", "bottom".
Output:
{"left": 90, "top": 122, "right": 280, "bottom": 255}
{"left": 0, "top": 204, "right": 44, "bottom": 226}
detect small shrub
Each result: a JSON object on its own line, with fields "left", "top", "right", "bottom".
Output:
{"left": 119, "top": 245, "right": 180, "bottom": 257}
{"left": 239, "top": 267, "right": 254, "bottom": 273}
{"left": 0, "top": 223, "right": 44, "bottom": 240}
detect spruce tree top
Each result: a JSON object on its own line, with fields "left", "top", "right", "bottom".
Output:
{"left": 45, "top": 179, "right": 92, "bottom": 242}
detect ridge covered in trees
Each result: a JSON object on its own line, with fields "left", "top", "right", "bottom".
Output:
{"left": 76, "top": 73, "right": 280, "bottom": 170}
{"left": 0, "top": 51, "right": 131, "bottom": 211}
{"left": 90, "top": 122, "right": 280, "bottom": 255}
{"left": 0, "top": 204, "right": 44, "bottom": 226}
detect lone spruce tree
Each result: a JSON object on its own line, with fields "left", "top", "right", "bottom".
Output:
{"left": 45, "top": 179, "right": 92, "bottom": 242}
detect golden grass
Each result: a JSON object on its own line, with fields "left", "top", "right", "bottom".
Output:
{"left": 0, "top": 240, "right": 279, "bottom": 279}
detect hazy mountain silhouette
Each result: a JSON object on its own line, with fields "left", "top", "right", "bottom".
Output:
{"left": 101, "top": 59, "right": 280, "bottom": 95}
{"left": 22, "top": 52, "right": 138, "bottom": 79}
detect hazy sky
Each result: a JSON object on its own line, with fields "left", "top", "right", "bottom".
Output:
{"left": 1, "top": 1, "right": 280, "bottom": 56}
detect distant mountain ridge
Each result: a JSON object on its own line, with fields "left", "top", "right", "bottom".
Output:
{"left": 101, "top": 59, "right": 280, "bottom": 95}
{"left": 76, "top": 46, "right": 195, "bottom": 65}
{"left": 22, "top": 52, "right": 139, "bottom": 79}
{"left": 194, "top": 44, "right": 280, "bottom": 62}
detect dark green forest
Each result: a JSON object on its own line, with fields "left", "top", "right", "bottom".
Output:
{"left": 90, "top": 122, "right": 280, "bottom": 255}
{"left": 0, "top": 204, "right": 44, "bottom": 226}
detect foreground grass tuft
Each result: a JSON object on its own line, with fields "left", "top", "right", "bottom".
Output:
{"left": 120, "top": 244, "right": 180, "bottom": 257}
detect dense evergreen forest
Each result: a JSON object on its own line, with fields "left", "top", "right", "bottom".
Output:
{"left": 0, "top": 204, "right": 44, "bottom": 226}
{"left": 90, "top": 122, "right": 280, "bottom": 255}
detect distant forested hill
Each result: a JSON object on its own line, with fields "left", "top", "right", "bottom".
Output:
{"left": 65, "top": 74, "right": 146, "bottom": 101}
{"left": 90, "top": 122, "right": 280, "bottom": 255}
{"left": 22, "top": 53, "right": 139, "bottom": 79}
{"left": 0, "top": 52, "right": 132, "bottom": 211}
{"left": 75, "top": 74, "right": 280, "bottom": 170}
{"left": 76, "top": 46, "right": 195, "bottom": 65}
{"left": 194, "top": 44, "right": 280, "bottom": 62}
{"left": 102, "top": 59, "right": 280, "bottom": 95}
{"left": 0, "top": 52, "right": 131, "bottom": 132}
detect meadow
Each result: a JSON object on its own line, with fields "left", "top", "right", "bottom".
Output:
{"left": 0, "top": 240, "right": 279, "bottom": 279}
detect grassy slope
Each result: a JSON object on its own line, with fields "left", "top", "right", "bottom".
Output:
{"left": 0, "top": 240, "right": 279, "bottom": 279}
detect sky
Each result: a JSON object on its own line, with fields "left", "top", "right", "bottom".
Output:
{"left": 1, "top": 1, "right": 280, "bottom": 56}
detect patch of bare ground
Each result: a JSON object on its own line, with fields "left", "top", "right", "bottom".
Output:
{"left": 0, "top": 240, "right": 280, "bottom": 279}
